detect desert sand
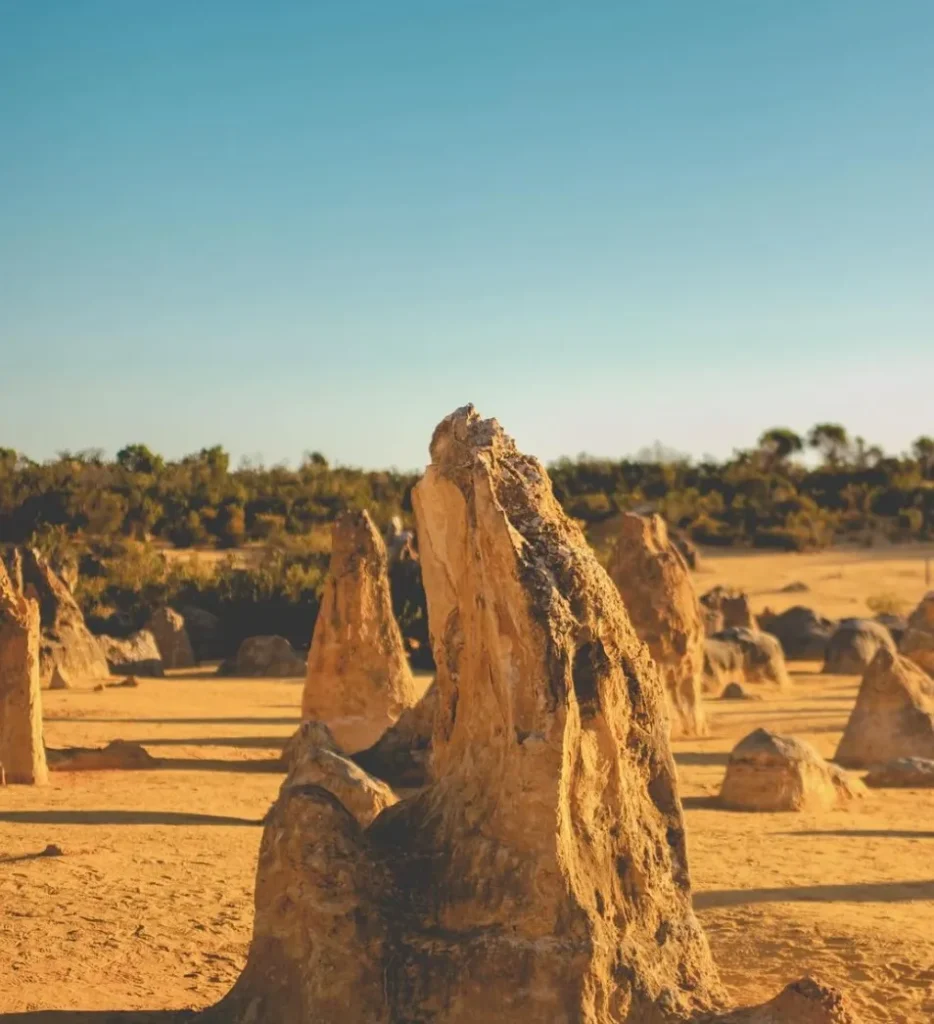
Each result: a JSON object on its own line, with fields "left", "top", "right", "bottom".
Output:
{"left": 2, "top": 547, "right": 934, "bottom": 1023}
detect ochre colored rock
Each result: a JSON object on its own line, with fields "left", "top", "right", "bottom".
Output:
{"left": 48, "top": 663, "right": 75, "bottom": 690}
{"left": 280, "top": 722, "right": 397, "bottom": 827}
{"left": 46, "top": 739, "right": 158, "bottom": 771}
{"left": 146, "top": 607, "right": 196, "bottom": 669}
{"left": 606, "top": 512, "right": 707, "bottom": 736}
{"left": 0, "top": 558, "right": 48, "bottom": 784}
{"left": 700, "top": 586, "right": 754, "bottom": 635}
{"left": 899, "top": 591, "right": 934, "bottom": 676}
{"left": 864, "top": 756, "right": 934, "bottom": 788}
{"left": 757, "top": 605, "right": 834, "bottom": 661}
{"left": 710, "top": 976, "right": 863, "bottom": 1023}
{"left": 720, "top": 728, "right": 864, "bottom": 812}
{"left": 823, "top": 618, "right": 895, "bottom": 675}
{"left": 229, "top": 635, "right": 305, "bottom": 677}
{"left": 15, "top": 547, "right": 109, "bottom": 687}
{"left": 834, "top": 648, "right": 934, "bottom": 768}
{"left": 302, "top": 510, "right": 418, "bottom": 752}
{"left": 208, "top": 406, "right": 724, "bottom": 1023}
{"left": 703, "top": 628, "right": 791, "bottom": 693}
{"left": 353, "top": 680, "right": 439, "bottom": 788}
{"left": 99, "top": 629, "right": 164, "bottom": 677}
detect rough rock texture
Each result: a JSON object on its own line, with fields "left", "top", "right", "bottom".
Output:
{"left": 834, "top": 648, "right": 934, "bottom": 768}
{"left": 863, "top": 756, "right": 934, "bottom": 788}
{"left": 48, "top": 664, "right": 74, "bottom": 690}
{"left": 146, "top": 607, "right": 196, "bottom": 669}
{"left": 711, "top": 976, "right": 863, "bottom": 1023}
{"left": 606, "top": 512, "right": 707, "bottom": 736}
{"left": 899, "top": 592, "right": 934, "bottom": 676}
{"left": 46, "top": 739, "right": 158, "bottom": 771}
{"left": 353, "top": 680, "right": 439, "bottom": 788}
{"left": 179, "top": 604, "right": 223, "bottom": 662}
{"left": 0, "top": 558, "right": 48, "bottom": 784}
{"left": 757, "top": 606, "right": 834, "bottom": 661}
{"left": 208, "top": 406, "right": 723, "bottom": 1024}
{"left": 13, "top": 547, "right": 109, "bottom": 686}
{"left": 280, "top": 721, "right": 398, "bottom": 826}
{"left": 822, "top": 618, "right": 895, "bottom": 675}
{"left": 671, "top": 531, "right": 700, "bottom": 571}
{"left": 227, "top": 635, "right": 305, "bottom": 678}
{"left": 873, "top": 613, "right": 907, "bottom": 646}
{"left": 700, "top": 586, "right": 754, "bottom": 635}
{"left": 720, "top": 729, "right": 864, "bottom": 812}
{"left": 703, "top": 628, "right": 791, "bottom": 693}
{"left": 99, "top": 630, "right": 164, "bottom": 677}
{"left": 302, "top": 510, "right": 418, "bottom": 752}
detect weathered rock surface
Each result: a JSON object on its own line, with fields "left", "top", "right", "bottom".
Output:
{"left": 225, "top": 635, "right": 305, "bottom": 677}
{"left": 711, "top": 976, "right": 863, "bottom": 1023}
{"left": 672, "top": 530, "right": 700, "bottom": 570}
{"left": 353, "top": 680, "right": 439, "bottom": 788}
{"left": 834, "top": 648, "right": 934, "bottom": 768}
{"left": 704, "top": 628, "right": 791, "bottom": 693}
{"left": 302, "top": 510, "right": 418, "bottom": 752}
{"left": 700, "top": 586, "right": 754, "bottom": 635}
{"left": 208, "top": 405, "right": 724, "bottom": 1023}
{"left": 606, "top": 512, "right": 707, "bottom": 736}
{"left": 863, "top": 756, "right": 934, "bottom": 788}
{"left": 720, "top": 728, "right": 864, "bottom": 812}
{"left": 99, "top": 630, "right": 164, "bottom": 677}
{"left": 48, "top": 664, "right": 75, "bottom": 690}
{"left": 146, "top": 607, "right": 196, "bottom": 669}
{"left": 280, "top": 721, "right": 398, "bottom": 826}
{"left": 46, "top": 739, "right": 158, "bottom": 771}
{"left": 12, "top": 547, "right": 109, "bottom": 686}
{"left": 0, "top": 557, "right": 48, "bottom": 784}
{"left": 822, "top": 618, "right": 895, "bottom": 675}
{"left": 899, "top": 592, "right": 934, "bottom": 676}
{"left": 757, "top": 606, "right": 834, "bottom": 661}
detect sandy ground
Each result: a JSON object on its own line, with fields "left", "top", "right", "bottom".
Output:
{"left": 2, "top": 548, "right": 934, "bottom": 1022}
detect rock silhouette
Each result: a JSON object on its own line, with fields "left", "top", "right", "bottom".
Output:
{"left": 700, "top": 586, "right": 754, "bottom": 635}
{"left": 100, "top": 629, "right": 164, "bottom": 677}
{"left": 704, "top": 628, "right": 791, "bottom": 693}
{"left": 147, "top": 607, "right": 196, "bottom": 669}
{"left": 606, "top": 512, "right": 707, "bottom": 736}
{"left": 757, "top": 605, "right": 834, "bottom": 661}
{"left": 207, "top": 405, "right": 724, "bottom": 1023}
{"left": 834, "top": 648, "right": 934, "bottom": 768}
{"left": 900, "top": 591, "right": 934, "bottom": 677}
{"left": 0, "top": 556, "right": 48, "bottom": 784}
{"left": 224, "top": 635, "right": 305, "bottom": 677}
{"left": 720, "top": 729, "right": 863, "bottom": 812}
{"left": 823, "top": 618, "right": 895, "bottom": 675}
{"left": 302, "top": 510, "right": 417, "bottom": 752}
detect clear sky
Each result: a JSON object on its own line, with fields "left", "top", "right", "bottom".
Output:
{"left": 2, "top": 1, "right": 932, "bottom": 470}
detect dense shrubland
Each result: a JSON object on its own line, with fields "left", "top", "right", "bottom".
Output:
{"left": 1, "top": 425, "right": 932, "bottom": 657}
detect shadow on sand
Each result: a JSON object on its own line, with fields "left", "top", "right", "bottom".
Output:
{"left": 0, "top": 1013, "right": 195, "bottom": 1023}
{"left": 0, "top": 810, "right": 261, "bottom": 827}
{"left": 694, "top": 878, "right": 934, "bottom": 909}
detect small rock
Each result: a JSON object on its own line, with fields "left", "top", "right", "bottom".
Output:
{"left": 93, "top": 683, "right": 106, "bottom": 692}
{"left": 780, "top": 581, "right": 810, "bottom": 593}
{"left": 864, "top": 757, "right": 934, "bottom": 788}
{"left": 720, "top": 682, "right": 762, "bottom": 701}
{"left": 40, "top": 843, "right": 64, "bottom": 857}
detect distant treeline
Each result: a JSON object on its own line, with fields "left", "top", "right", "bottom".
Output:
{"left": 0, "top": 424, "right": 931, "bottom": 654}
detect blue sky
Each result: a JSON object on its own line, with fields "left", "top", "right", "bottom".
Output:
{"left": 1, "top": 1, "right": 932, "bottom": 469}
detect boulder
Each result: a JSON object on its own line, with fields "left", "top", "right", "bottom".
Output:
{"left": 834, "top": 648, "right": 934, "bottom": 768}
{"left": 227, "top": 635, "right": 305, "bottom": 677}
{"left": 712, "top": 976, "right": 863, "bottom": 1023}
{"left": 0, "top": 557, "right": 48, "bottom": 784}
{"left": 146, "top": 607, "right": 196, "bottom": 669}
{"left": 353, "top": 680, "right": 439, "bottom": 788}
{"left": 99, "top": 630, "right": 164, "bottom": 677}
{"left": 48, "top": 663, "right": 75, "bottom": 690}
{"left": 864, "top": 756, "right": 934, "bottom": 788}
{"left": 280, "top": 721, "right": 398, "bottom": 827}
{"left": 719, "top": 728, "right": 864, "bottom": 812}
{"left": 206, "top": 405, "right": 724, "bottom": 1023}
{"left": 302, "top": 510, "right": 418, "bottom": 751}
{"left": 178, "top": 604, "right": 223, "bottom": 662}
{"left": 757, "top": 606, "right": 834, "bottom": 661}
{"left": 700, "top": 585, "right": 754, "bottom": 634}
{"left": 704, "top": 627, "right": 791, "bottom": 693}
{"left": 822, "top": 618, "right": 895, "bottom": 675}
{"left": 13, "top": 547, "right": 109, "bottom": 686}
{"left": 46, "top": 739, "right": 158, "bottom": 771}
{"left": 873, "top": 613, "right": 908, "bottom": 646}
{"left": 899, "top": 591, "right": 934, "bottom": 676}
{"left": 720, "top": 682, "right": 761, "bottom": 701}
{"left": 606, "top": 512, "right": 707, "bottom": 736}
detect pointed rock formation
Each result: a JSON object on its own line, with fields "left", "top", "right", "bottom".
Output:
{"left": 606, "top": 512, "right": 707, "bottom": 736}
{"left": 48, "top": 664, "right": 74, "bottom": 690}
{"left": 0, "top": 558, "right": 48, "bottom": 784}
{"left": 720, "top": 729, "right": 864, "bottom": 812}
{"left": 834, "top": 648, "right": 934, "bottom": 768}
{"left": 302, "top": 510, "right": 418, "bottom": 752}
{"left": 823, "top": 618, "right": 895, "bottom": 675}
{"left": 13, "top": 547, "right": 109, "bottom": 686}
{"left": 146, "top": 607, "right": 196, "bottom": 669}
{"left": 900, "top": 591, "right": 934, "bottom": 676}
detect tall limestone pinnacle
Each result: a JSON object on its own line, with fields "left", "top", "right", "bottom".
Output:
{"left": 0, "top": 557, "right": 48, "bottom": 785}
{"left": 302, "top": 509, "right": 418, "bottom": 751}
{"left": 206, "top": 406, "right": 860, "bottom": 1024}
{"left": 606, "top": 512, "right": 708, "bottom": 737}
